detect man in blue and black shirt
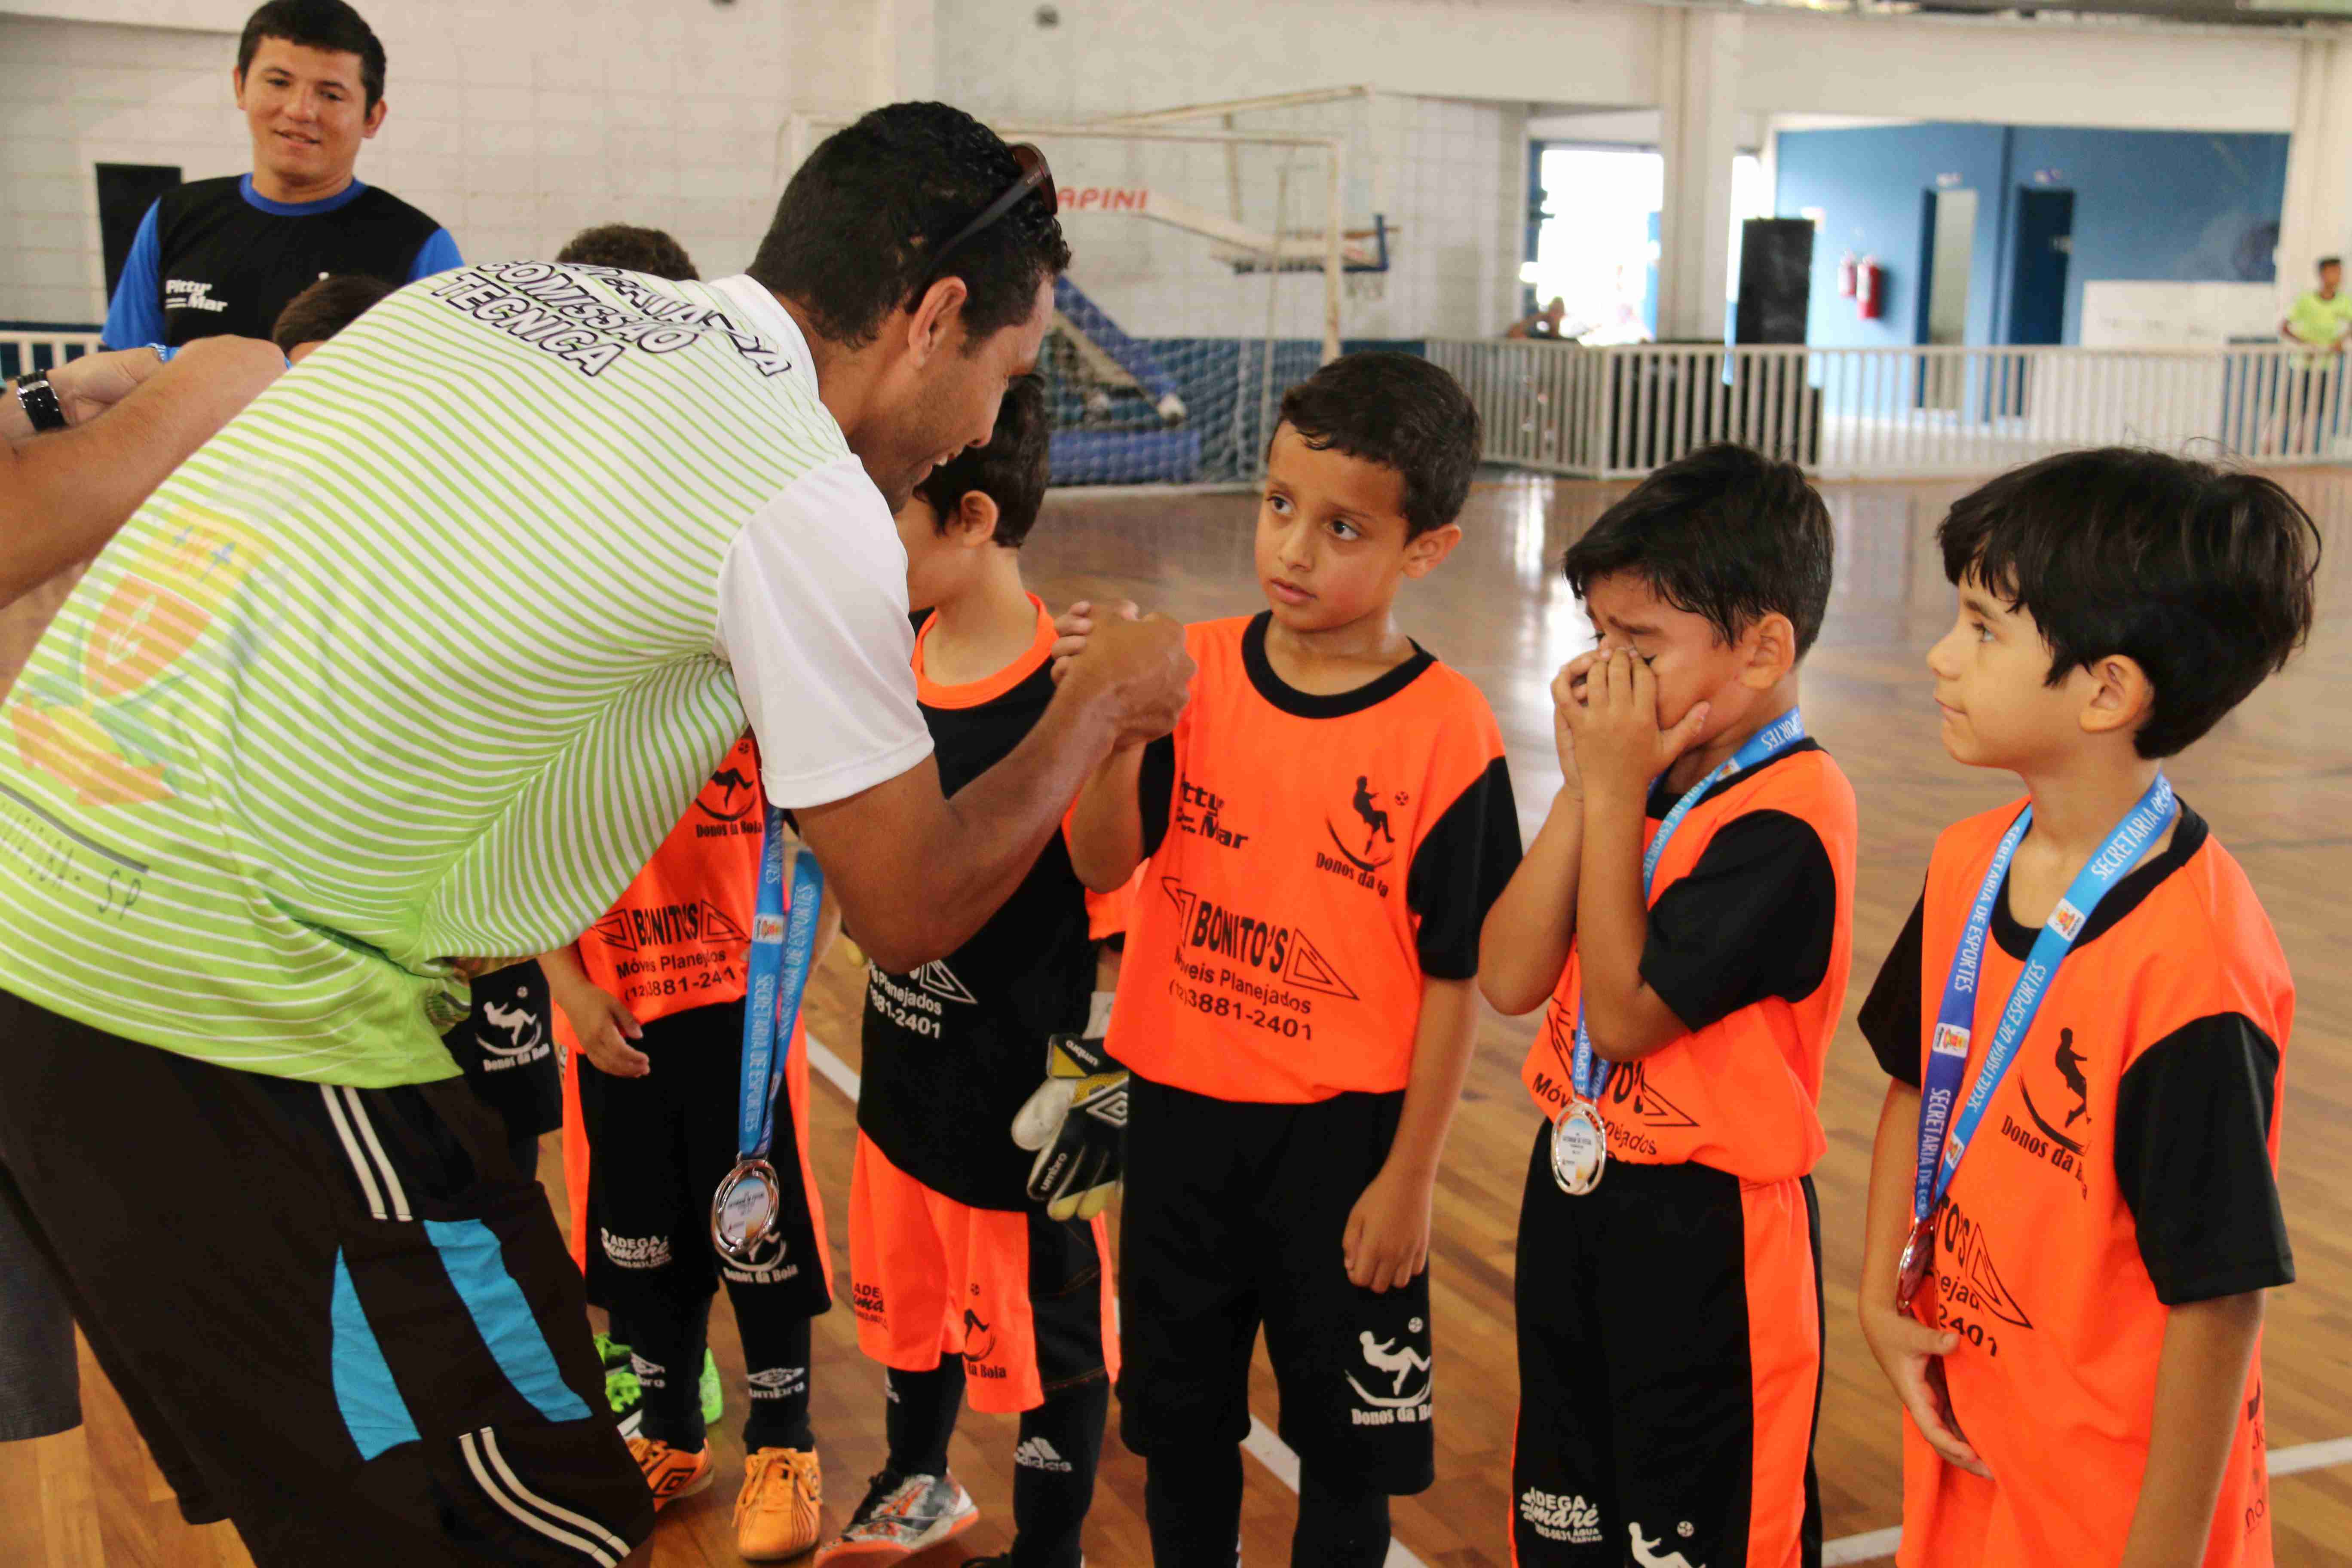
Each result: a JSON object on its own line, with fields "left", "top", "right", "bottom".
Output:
{"left": 100, "top": 0, "right": 460, "bottom": 350}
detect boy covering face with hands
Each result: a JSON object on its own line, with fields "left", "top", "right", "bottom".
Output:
{"left": 1483, "top": 443, "right": 1855, "bottom": 1568}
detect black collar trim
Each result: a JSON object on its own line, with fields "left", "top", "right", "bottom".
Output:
{"left": 1991, "top": 802, "right": 2211, "bottom": 961}
{"left": 1643, "top": 738, "right": 1824, "bottom": 821}
{"left": 1240, "top": 610, "right": 1437, "bottom": 719}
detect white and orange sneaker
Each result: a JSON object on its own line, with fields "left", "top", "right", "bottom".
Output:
{"left": 737, "top": 1446, "right": 823, "bottom": 1561}
{"left": 813, "top": 1470, "right": 978, "bottom": 1565}
{"left": 627, "top": 1434, "right": 715, "bottom": 1510}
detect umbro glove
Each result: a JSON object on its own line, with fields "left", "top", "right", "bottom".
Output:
{"left": 1010, "top": 1032, "right": 1129, "bottom": 1222}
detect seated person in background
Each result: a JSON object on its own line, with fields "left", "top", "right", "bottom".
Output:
{"left": 271, "top": 273, "right": 394, "bottom": 361}
{"left": 1507, "top": 297, "right": 1568, "bottom": 340}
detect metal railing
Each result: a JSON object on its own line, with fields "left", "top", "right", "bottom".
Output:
{"left": 1427, "top": 338, "right": 2352, "bottom": 479}
{"left": 0, "top": 328, "right": 103, "bottom": 383}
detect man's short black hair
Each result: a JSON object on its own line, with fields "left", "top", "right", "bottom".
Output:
{"left": 270, "top": 273, "right": 392, "bottom": 352}
{"left": 2320, "top": 256, "right": 2343, "bottom": 272}
{"left": 554, "top": 225, "right": 698, "bottom": 282}
{"left": 1562, "top": 443, "right": 1834, "bottom": 658}
{"left": 913, "top": 376, "right": 1052, "bottom": 548}
{"left": 1272, "top": 351, "right": 1481, "bottom": 539}
{"left": 1939, "top": 447, "right": 2320, "bottom": 758}
{"left": 238, "top": 0, "right": 386, "bottom": 109}
{"left": 750, "top": 102, "right": 1070, "bottom": 352}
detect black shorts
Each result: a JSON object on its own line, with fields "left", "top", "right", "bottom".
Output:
{"left": 446, "top": 959, "right": 563, "bottom": 1151}
{"left": 576, "top": 998, "right": 831, "bottom": 1319}
{"left": 1513, "top": 1121, "right": 1824, "bottom": 1568}
{"left": 1118, "top": 1074, "right": 1434, "bottom": 1495}
{"left": 0, "top": 991, "right": 651, "bottom": 1568}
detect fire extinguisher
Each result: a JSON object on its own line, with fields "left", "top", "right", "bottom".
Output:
{"left": 1856, "top": 255, "right": 1883, "bottom": 321}
{"left": 1838, "top": 251, "right": 1858, "bottom": 298}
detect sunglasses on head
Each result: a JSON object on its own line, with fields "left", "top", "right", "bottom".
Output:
{"left": 916, "top": 143, "right": 1057, "bottom": 296}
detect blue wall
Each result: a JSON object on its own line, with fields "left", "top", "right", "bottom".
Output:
{"left": 1773, "top": 122, "right": 2288, "bottom": 347}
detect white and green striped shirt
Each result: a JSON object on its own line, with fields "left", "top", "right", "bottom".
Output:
{"left": 0, "top": 264, "right": 931, "bottom": 1086}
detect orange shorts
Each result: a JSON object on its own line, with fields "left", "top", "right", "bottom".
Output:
{"left": 848, "top": 1132, "right": 1118, "bottom": 1415}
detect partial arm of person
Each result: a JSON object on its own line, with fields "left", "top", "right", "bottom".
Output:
{"left": 1, "top": 346, "right": 172, "bottom": 441}
{"left": 1562, "top": 647, "right": 1710, "bottom": 1061}
{"left": 1344, "top": 975, "right": 1480, "bottom": 1293}
{"left": 1, "top": 335, "right": 285, "bottom": 605}
{"left": 1053, "top": 600, "right": 1156, "bottom": 893}
{"left": 539, "top": 943, "right": 649, "bottom": 1078}
{"left": 1857, "top": 1079, "right": 1991, "bottom": 1477}
{"left": 795, "top": 616, "right": 1187, "bottom": 973}
{"left": 1479, "top": 653, "right": 1600, "bottom": 1015}
{"left": 98, "top": 202, "right": 164, "bottom": 351}
{"left": 2118, "top": 1292, "right": 2265, "bottom": 1568}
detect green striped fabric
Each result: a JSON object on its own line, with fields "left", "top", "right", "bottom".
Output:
{"left": 0, "top": 263, "right": 848, "bottom": 1086}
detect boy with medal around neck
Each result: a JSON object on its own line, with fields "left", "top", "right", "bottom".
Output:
{"left": 1482, "top": 444, "right": 1854, "bottom": 1568}
{"left": 1856, "top": 449, "right": 2315, "bottom": 1568}
{"left": 1063, "top": 352, "right": 1524, "bottom": 1567}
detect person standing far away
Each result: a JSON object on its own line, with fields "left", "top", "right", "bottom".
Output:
{"left": 2268, "top": 254, "right": 2352, "bottom": 455}
{"left": 98, "top": 0, "right": 461, "bottom": 351}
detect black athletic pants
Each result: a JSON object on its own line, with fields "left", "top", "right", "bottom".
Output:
{"left": 0, "top": 992, "right": 652, "bottom": 1567}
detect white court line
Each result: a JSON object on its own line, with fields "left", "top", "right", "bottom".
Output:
{"left": 806, "top": 1036, "right": 1430, "bottom": 1568}
{"left": 812, "top": 1037, "right": 2347, "bottom": 1565}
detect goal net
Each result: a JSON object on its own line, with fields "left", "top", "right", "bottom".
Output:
{"left": 788, "top": 117, "right": 1370, "bottom": 489}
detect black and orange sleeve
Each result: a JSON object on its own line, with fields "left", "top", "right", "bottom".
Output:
{"left": 1859, "top": 892, "right": 1927, "bottom": 1087}
{"left": 1405, "top": 757, "right": 1522, "bottom": 980}
{"left": 2115, "top": 1013, "right": 2295, "bottom": 1305}
{"left": 1640, "top": 811, "right": 1838, "bottom": 1036}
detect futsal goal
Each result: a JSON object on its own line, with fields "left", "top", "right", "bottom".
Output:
{"left": 787, "top": 102, "right": 1390, "bottom": 489}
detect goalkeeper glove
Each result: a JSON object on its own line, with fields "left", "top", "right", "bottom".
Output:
{"left": 1010, "top": 1032, "right": 1129, "bottom": 1222}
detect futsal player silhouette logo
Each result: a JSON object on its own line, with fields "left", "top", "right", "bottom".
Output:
{"left": 1357, "top": 1332, "right": 1430, "bottom": 1396}
{"left": 2053, "top": 1029, "right": 2091, "bottom": 1128}
{"left": 1351, "top": 776, "right": 1394, "bottom": 854}
{"left": 698, "top": 764, "right": 759, "bottom": 823}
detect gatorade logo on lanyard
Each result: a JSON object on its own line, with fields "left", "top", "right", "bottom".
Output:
{"left": 1551, "top": 708, "right": 1807, "bottom": 1196}
{"left": 1894, "top": 774, "right": 2176, "bottom": 1309}
{"left": 710, "top": 805, "right": 824, "bottom": 1269}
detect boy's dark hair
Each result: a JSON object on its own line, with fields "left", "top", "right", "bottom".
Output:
{"left": 238, "top": 0, "right": 386, "bottom": 108}
{"left": 2320, "top": 256, "right": 2342, "bottom": 272}
{"left": 1939, "top": 447, "right": 2320, "bottom": 758}
{"left": 270, "top": 273, "right": 393, "bottom": 352}
{"left": 1563, "top": 443, "right": 1834, "bottom": 656}
{"left": 750, "top": 103, "right": 1069, "bottom": 353}
{"left": 913, "top": 376, "right": 1052, "bottom": 547}
{"left": 1273, "top": 351, "right": 1481, "bottom": 539}
{"left": 554, "top": 225, "right": 699, "bottom": 282}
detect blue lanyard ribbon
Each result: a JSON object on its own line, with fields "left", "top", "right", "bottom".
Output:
{"left": 1571, "top": 707, "right": 1807, "bottom": 1102}
{"left": 737, "top": 804, "right": 825, "bottom": 1161}
{"left": 1910, "top": 774, "right": 2175, "bottom": 1224}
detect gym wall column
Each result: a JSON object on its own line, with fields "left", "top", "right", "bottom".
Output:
{"left": 1654, "top": 9, "right": 1743, "bottom": 343}
{"left": 2279, "top": 37, "right": 2352, "bottom": 294}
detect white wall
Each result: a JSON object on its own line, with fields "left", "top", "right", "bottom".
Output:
{"left": 0, "top": 2, "right": 889, "bottom": 325}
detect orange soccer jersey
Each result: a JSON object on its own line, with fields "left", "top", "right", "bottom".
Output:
{"left": 1860, "top": 800, "right": 2295, "bottom": 1568}
{"left": 1109, "top": 613, "right": 1519, "bottom": 1103}
{"left": 1519, "top": 743, "right": 1858, "bottom": 1184}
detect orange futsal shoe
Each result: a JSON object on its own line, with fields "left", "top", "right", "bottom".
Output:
{"left": 628, "top": 1434, "right": 715, "bottom": 1510}
{"left": 737, "top": 1446, "right": 824, "bottom": 1561}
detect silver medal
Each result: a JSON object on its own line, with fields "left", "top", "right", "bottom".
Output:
{"left": 1550, "top": 1101, "right": 1608, "bottom": 1196}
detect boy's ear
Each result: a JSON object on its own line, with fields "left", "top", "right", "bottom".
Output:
{"left": 1737, "top": 611, "right": 1799, "bottom": 689}
{"left": 2077, "top": 652, "right": 2156, "bottom": 741}
{"left": 1400, "top": 524, "right": 1463, "bottom": 579}
{"left": 950, "top": 491, "right": 1001, "bottom": 548}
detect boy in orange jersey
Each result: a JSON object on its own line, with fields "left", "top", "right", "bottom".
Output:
{"left": 1481, "top": 443, "right": 1851, "bottom": 1568}
{"left": 1064, "top": 352, "right": 1523, "bottom": 1566}
{"left": 543, "top": 733, "right": 836, "bottom": 1560}
{"left": 818, "top": 377, "right": 1124, "bottom": 1568}
{"left": 1856, "top": 449, "right": 2314, "bottom": 1568}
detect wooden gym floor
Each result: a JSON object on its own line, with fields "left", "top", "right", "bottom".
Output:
{"left": 5, "top": 469, "right": 2349, "bottom": 1566}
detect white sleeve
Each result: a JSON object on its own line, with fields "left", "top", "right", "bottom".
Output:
{"left": 715, "top": 457, "right": 934, "bottom": 808}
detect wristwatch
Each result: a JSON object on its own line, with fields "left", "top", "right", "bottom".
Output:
{"left": 14, "top": 372, "right": 65, "bottom": 433}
